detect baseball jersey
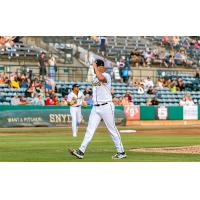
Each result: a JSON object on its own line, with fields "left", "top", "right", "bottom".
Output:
{"left": 92, "top": 72, "right": 112, "bottom": 104}
{"left": 67, "top": 91, "right": 84, "bottom": 107}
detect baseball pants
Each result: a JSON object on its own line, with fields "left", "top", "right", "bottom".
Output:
{"left": 70, "top": 106, "right": 82, "bottom": 137}
{"left": 79, "top": 102, "right": 124, "bottom": 153}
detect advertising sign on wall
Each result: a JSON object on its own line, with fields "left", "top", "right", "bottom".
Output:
{"left": 183, "top": 106, "right": 198, "bottom": 120}
{"left": 124, "top": 105, "right": 140, "bottom": 120}
{"left": 157, "top": 106, "right": 168, "bottom": 120}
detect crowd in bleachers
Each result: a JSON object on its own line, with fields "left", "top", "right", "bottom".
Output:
{"left": 128, "top": 38, "right": 196, "bottom": 68}
{"left": 109, "top": 72, "right": 200, "bottom": 106}
{"left": 84, "top": 36, "right": 200, "bottom": 69}
{"left": 0, "top": 69, "right": 93, "bottom": 106}
{"left": 142, "top": 36, "right": 200, "bottom": 68}
{"left": 0, "top": 36, "right": 15, "bottom": 48}
{"left": 0, "top": 68, "right": 200, "bottom": 106}
{"left": 1, "top": 36, "right": 200, "bottom": 107}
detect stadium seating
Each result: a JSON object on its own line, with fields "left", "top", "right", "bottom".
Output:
{"left": 42, "top": 36, "right": 152, "bottom": 62}
{"left": 0, "top": 42, "right": 43, "bottom": 63}
{"left": 1, "top": 36, "right": 200, "bottom": 106}
{"left": 0, "top": 76, "right": 200, "bottom": 105}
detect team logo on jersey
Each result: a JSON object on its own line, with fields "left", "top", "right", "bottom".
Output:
{"left": 92, "top": 81, "right": 101, "bottom": 86}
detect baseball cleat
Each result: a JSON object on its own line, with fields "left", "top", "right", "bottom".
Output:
{"left": 68, "top": 148, "right": 84, "bottom": 159}
{"left": 112, "top": 152, "right": 127, "bottom": 159}
{"left": 72, "top": 135, "right": 77, "bottom": 137}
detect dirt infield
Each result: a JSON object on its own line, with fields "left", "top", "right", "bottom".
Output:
{"left": 130, "top": 146, "right": 200, "bottom": 154}
{"left": 0, "top": 126, "right": 199, "bottom": 135}
{"left": 138, "top": 129, "right": 200, "bottom": 135}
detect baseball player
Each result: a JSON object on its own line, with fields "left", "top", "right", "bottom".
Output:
{"left": 67, "top": 84, "right": 87, "bottom": 137}
{"left": 69, "top": 59, "right": 126, "bottom": 159}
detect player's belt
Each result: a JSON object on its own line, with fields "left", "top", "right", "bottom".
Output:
{"left": 72, "top": 105, "right": 80, "bottom": 107}
{"left": 94, "top": 103, "right": 108, "bottom": 106}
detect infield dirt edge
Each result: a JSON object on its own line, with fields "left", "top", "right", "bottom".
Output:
{"left": 129, "top": 145, "right": 200, "bottom": 154}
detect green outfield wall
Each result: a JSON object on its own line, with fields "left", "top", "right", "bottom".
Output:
{"left": 0, "top": 105, "right": 125, "bottom": 127}
{"left": 0, "top": 105, "right": 199, "bottom": 127}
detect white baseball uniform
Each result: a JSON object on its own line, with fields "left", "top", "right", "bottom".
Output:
{"left": 79, "top": 72, "right": 125, "bottom": 153}
{"left": 67, "top": 91, "right": 84, "bottom": 137}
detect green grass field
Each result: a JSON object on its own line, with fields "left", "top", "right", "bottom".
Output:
{"left": 0, "top": 127, "right": 200, "bottom": 162}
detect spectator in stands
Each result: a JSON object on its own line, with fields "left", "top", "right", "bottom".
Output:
{"left": 121, "top": 65, "right": 131, "bottom": 83}
{"left": 112, "top": 64, "right": 122, "bottom": 82}
{"left": 156, "top": 78, "right": 164, "bottom": 89}
{"left": 194, "top": 41, "right": 200, "bottom": 49}
{"left": 11, "top": 76, "right": 20, "bottom": 89}
{"left": 159, "top": 48, "right": 174, "bottom": 68}
{"left": 193, "top": 99, "right": 198, "bottom": 105}
{"left": 117, "top": 57, "right": 125, "bottom": 69}
{"left": 118, "top": 63, "right": 124, "bottom": 80}
{"left": 147, "top": 86, "right": 156, "bottom": 94}
{"left": 83, "top": 94, "right": 91, "bottom": 106}
{"left": 60, "top": 95, "right": 68, "bottom": 105}
{"left": 180, "top": 48, "right": 193, "bottom": 66}
{"left": 179, "top": 97, "right": 186, "bottom": 106}
{"left": 151, "top": 97, "right": 159, "bottom": 105}
{"left": 117, "top": 96, "right": 123, "bottom": 105}
{"left": 48, "top": 56, "right": 57, "bottom": 81}
{"left": 45, "top": 95, "right": 56, "bottom": 105}
{"left": 11, "top": 94, "right": 20, "bottom": 105}
{"left": 90, "top": 36, "right": 98, "bottom": 42}
{"left": 4, "top": 77, "right": 11, "bottom": 87}
{"left": 166, "top": 54, "right": 175, "bottom": 67}
{"left": 152, "top": 49, "right": 164, "bottom": 66}
{"left": 169, "top": 82, "right": 177, "bottom": 92}
{"left": 159, "top": 50, "right": 168, "bottom": 67}
{"left": 137, "top": 84, "right": 145, "bottom": 94}
{"left": 163, "top": 78, "right": 172, "bottom": 88}
{"left": 25, "top": 80, "right": 36, "bottom": 98}
{"left": 124, "top": 91, "right": 132, "bottom": 103}
{"left": 0, "top": 36, "right": 15, "bottom": 48}
{"left": 174, "top": 51, "right": 183, "bottom": 65}
{"left": 130, "top": 49, "right": 144, "bottom": 67}
{"left": 38, "top": 52, "right": 47, "bottom": 80}
{"left": 182, "top": 38, "right": 190, "bottom": 50}
{"left": 0, "top": 36, "right": 5, "bottom": 48}
{"left": 175, "top": 48, "right": 193, "bottom": 66}
{"left": 132, "top": 79, "right": 139, "bottom": 87}
{"left": 87, "top": 95, "right": 93, "bottom": 106}
{"left": 83, "top": 87, "right": 92, "bottom": 96}
{"left": 162, "top": 36, "right": 171, "bottom": 48}
{"left": 34, "top": 78, "right": 42, "bottom": 93}
{"left": 146, "top": 98, "right": 152, "bottom": 106}
{"left": 139, "top": 79, "right": 145, "bottom": 86}
{"left": 0, "top": 72, "right": 7, "bottom": 84}
{"left": 144, "top": 76, "right": 154, "bottom": 89}
{"left": 172, "top": 36, "right": 180, "bottom": 49}
{"left": 185, "top": 93, "right": 194, "bottom": 106}
{"left": 45, "top": 77, "right": 55, "bottom": 93}
{"left": 20, "top": 78, "right": 29, "bottom": 89}
{"left": 19, "top": 95, "right": 29, "bottom": 105}
{"left": 144, "top": 51, "right": 152, "bottom": 67}
{"left": 112, "top": 95, "right": 120, "bottom": 105}
{"left": 32, "top": 94, "right": 45, "bottom": 106}
{"left": 121, "top": 96, "right": 130, "bottom": 105}
{"left": 99, "top": 36, "right": 107, "bottom": 56}
{"left": 54, "top": 95, "right": 59, "bottom": 105}
{"left": 176, "top": 78, "right": 185, "bottom": 91}
{"left": 195, "top": 69, "right": 199, "bottom": 78}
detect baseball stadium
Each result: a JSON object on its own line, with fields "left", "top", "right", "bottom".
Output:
{"left": 0, "top": 36, "right": 200, "bottom": 161}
